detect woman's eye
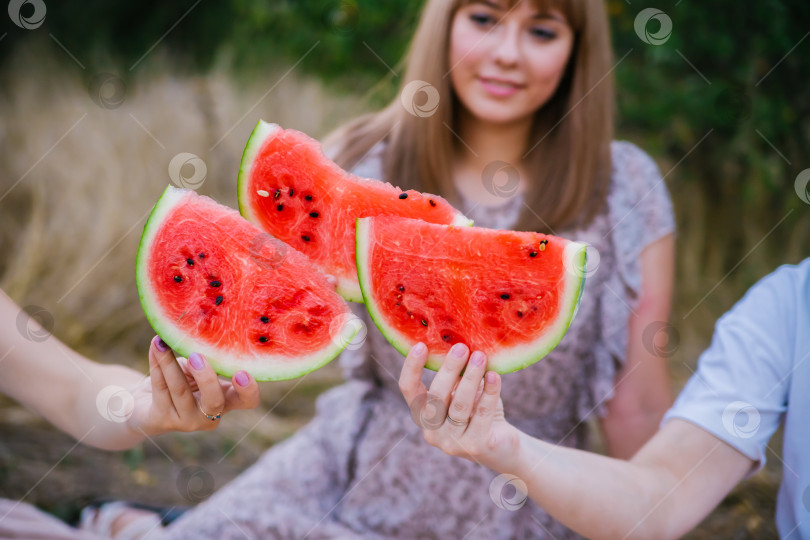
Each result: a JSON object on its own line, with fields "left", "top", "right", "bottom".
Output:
{"left": 469, "top": 13, "right": 495, "bottom": 27}
{"left": 530, "top": 26, "right": 557, "bottom": 40}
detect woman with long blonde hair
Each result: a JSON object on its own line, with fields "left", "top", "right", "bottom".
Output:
{"left": 125, "top": 0, "right": 677, "bottom": 537}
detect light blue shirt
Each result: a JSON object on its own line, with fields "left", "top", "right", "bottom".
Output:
{"left": 664, "top": 258, "right": 810, "bottom": 539}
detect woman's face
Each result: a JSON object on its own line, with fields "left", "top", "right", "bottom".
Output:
{"left": 448, "top": 0, "right": 574, "bottom": 127}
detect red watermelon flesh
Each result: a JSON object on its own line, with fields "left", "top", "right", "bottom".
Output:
{"left": 237, "top": 120, "right": 472, "bottom": 303}
{"left": 136, "top": 186, "right": 356, "bottom": 381}
{"left": 356, "top": 216, "right": 587, "bottom": 374}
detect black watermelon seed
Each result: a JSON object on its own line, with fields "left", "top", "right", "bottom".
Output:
{"left": 259, "top": 336, "right": 269, "bottom": 343}
{"left": 260, "top": 316, "right": 270, "bottom": 323}
{"left": 186, "top": 258, "right": 194, "bottom": 266}
{"left": 277, "top": 204, "right": 284, "bottom": 211}
{"left": 442, "top": 335, "right": 452, "bottom": 342}
{"left": 173, "top": 276, "right": 182, "bottom": 283}
{"left": 274, "top": 189, "right": 281, "bottom": 199}
{"left": 395, "top": 302, "right": 400, "bottom": 306}
{"left": 305, "top": 195, "right": 313, "bottom": 201}
{"left": 517, "top": 311, "right": 524, "bottom": 318}
{"left": 215, "top": 296, "right": 223, "bottom": 305}
{"left": 289, "top": 188, "right": 294, "bottom": 196}
{"left": 302, "top": 235, "right": 311, "bottom": 242}
{"left": 501, "top": 293, "right": 511, "bottom": 300}
{"left": 210, "top": 280, "right": 221, "bottom": 287}
{"left": 398, "top": 193, "right": 408, "bottom": 199}
{"left": 530, "top": 251, "right": 538, "bottom": 258}
{"left": 198, "top": 253, "right": 205, "bottom": 258}
{"left": 309, "top": 212, "right": 319, "bottom": 218}
{"left": 398, "top": 284, "right": 405, "bottom": 292}
{"left": 421, "top": 319, "right": 428, "bottom": 326}
{"left": 429, "top": 199, "right": 436, "bottom": 207}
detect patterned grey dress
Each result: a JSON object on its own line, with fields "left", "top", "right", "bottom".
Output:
{"left": 160, "top": 141, "right": 675, "bottom": 539}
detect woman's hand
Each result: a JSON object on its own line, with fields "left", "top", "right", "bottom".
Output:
{"left": 399, "top": 342, "right": 522, "bottom": 472}
{"left": 126, "top": 336, "right": 261, "bottom": 437}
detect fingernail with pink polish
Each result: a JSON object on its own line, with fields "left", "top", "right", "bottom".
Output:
{"left": 154, "top": 336, "right": 168, "bottom": 352}
{"left": 412, "top": 342, "right": 427, "bottom": 356}
{"left": 471, "top": 351, "right": 485, "bottom": 367}
{"left": 234, "top": 371, "right": 249, "bottom": 387}
{"left": 189, "top": 352, "right": 204, "bottom": 370}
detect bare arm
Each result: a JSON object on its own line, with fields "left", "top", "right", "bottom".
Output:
{"left": 601, "top": 233, "right": 675, "bottom": 458}
{"left": 512, "top": 418, "right": 751, "bottom": 539}
{"left": 400, "top": 344, "right": 753, "bottom": 540}
{"left": 0, "top": 290, "right": 260, "bottom": 450}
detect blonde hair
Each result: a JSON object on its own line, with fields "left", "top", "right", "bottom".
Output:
{"left": 328, "top": 0, "right": 614, "bottom": 232}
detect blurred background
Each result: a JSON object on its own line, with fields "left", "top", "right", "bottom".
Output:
{"left": 0, "top": 0, "right": 808, "bottom": 537}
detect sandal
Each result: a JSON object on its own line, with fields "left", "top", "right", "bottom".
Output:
{"left": 78, "top": 500, "right": 186, "bottom": 539}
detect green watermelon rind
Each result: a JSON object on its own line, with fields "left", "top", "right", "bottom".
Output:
{"left": 236, "top": 119, "right": 474, "bottom": 304}
{"left": 355, "top": 217, "right": 588, "bottom": 374}
{"left": 136, "top": 185, "right": 358, "bottom": 382}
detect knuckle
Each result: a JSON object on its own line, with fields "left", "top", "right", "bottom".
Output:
{"left": 451, "top": 400, "right": 468, "bottom": 414}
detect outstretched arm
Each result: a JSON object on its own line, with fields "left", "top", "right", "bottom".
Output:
{"left": 400, "top": 344, "right": 753, "bottom": 540}
{"left": 1, "top": 290, "right": 261, "bottom": 450}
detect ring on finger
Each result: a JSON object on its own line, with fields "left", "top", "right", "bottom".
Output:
{"left": 446, "top": 414, "right": 469, "bottom": 427}
{"left": 199, "top": 402, "right": 222, "bottom": 421}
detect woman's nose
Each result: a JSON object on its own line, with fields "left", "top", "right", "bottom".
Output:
{"left": 490, "top": 24, "right": 521, "bottom": 67}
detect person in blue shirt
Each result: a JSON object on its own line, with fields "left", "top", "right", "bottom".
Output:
{"left": 401, "top": 258, "right": 810, "bottom": 539}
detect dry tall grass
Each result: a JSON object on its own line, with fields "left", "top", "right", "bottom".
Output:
{"left": 0, "top": 40, "right": 366, "bottom": 368}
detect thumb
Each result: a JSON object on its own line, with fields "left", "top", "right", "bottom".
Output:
{"left": 224, "top": 370, "right": 261, "bottom": 411}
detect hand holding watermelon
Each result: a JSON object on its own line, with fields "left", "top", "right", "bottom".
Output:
{"left": 125, "top": 336, "right": 260, "bottom": 437}
{"left": 399, "top": 342, "right": 522, "bottom": 473}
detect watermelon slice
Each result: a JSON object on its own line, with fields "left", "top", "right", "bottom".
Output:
{"left": 237, "top": 120, "right": 472, "bottom": 303}
{"left": 355, "top": 216, "right": 587, "bottom": 374}
{"left": 136, "top": 186, "right": 357, "bottom": 381}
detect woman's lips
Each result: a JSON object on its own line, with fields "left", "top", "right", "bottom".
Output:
{"left": 479, "top": 77, "right": 524, "bottom": 97}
